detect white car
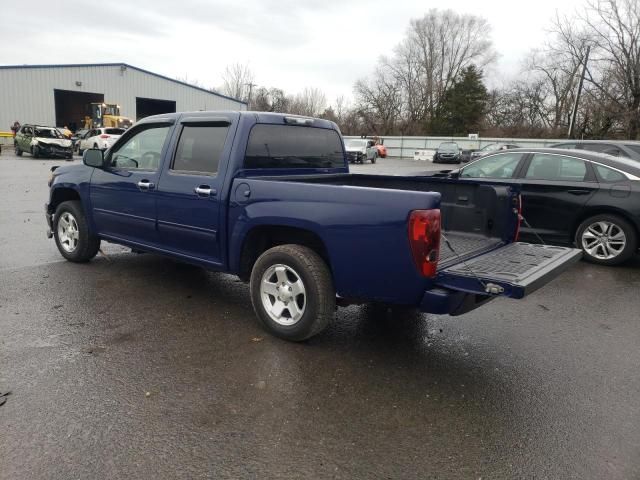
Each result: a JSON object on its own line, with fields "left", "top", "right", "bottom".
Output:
{"left": 344, "top": 138, "right": 377, "bottom": 164}
{"left": 78, "top": 127, "right": 125, "bottom": 154}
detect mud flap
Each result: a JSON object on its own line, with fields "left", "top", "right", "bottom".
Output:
{"left": 436, "top": 242, "right": 582, "bottom": 299}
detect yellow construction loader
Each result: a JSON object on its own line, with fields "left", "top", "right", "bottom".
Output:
{"left": 83, "top": 103, "right": 132, "bottom": 129}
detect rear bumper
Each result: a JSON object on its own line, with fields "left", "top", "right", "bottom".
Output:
{"left": 419, "top": 288, "right": 493, "bottom": 316}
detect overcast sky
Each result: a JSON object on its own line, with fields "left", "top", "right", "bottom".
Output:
{"left": 2, "top": 0, "right": 587, "bottom": 104}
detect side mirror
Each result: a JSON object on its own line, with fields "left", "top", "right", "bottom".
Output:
{"left": 83, "top": 148, "right": 104, "bottom": 168}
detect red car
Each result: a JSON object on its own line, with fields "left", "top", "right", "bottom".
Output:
{"left": 375, "top": 143, "right": 387, "bottom": 158}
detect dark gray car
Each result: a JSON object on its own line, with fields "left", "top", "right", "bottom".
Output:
{"left": 551, "top": 140, "right": 640, "bottom": 161}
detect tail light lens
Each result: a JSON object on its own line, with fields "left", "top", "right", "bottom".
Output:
{"left": 408, "top": 210, "right": 441, "bottom": 278}
{"left": 100, "top": 134, "right": 110, "bottom": 139}
{"left": 513, "top": 194, "right": 522, "bottom": 241}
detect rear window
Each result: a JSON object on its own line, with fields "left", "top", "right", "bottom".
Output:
{"left": 244, "top": 125, "right": 345, "bottom": 169}
{"left": 105, "top": 128, "right": 125, "bottom": 135}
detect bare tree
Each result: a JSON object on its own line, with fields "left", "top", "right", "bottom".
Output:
{"left": 289, "top": 87, "right": 327, "bottom": 117}
{"left": 355, "top": 9, "right": 495, "bottom": 135}
{"left": 220, "top": 63, "right": 255, "bottom": 103}
{"left": 580, "top": 0, "right": 640, "bottom": 138}
{"left": 354, "top": 65, "right": 403, "bottom": 135}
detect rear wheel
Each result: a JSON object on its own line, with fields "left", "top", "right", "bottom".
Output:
{"left": 53, "top": 200, "right": 101, "bottom": 262}
{"left": 372, "top": 152, "right": 377, "bottom": 164}
{"left": 576, "top": 214, "right": 637, "bottom": 265}
{"left": 15, "top": 144, "right": 22, "bottom": 156}
{"left": 250, "top": 244, "right": 335, "bottom": 341}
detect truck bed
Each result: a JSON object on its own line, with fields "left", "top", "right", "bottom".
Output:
{"left": 272, "top": 173, "right": 514, "bottom": 268}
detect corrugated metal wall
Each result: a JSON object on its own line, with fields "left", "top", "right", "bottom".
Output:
{"left": 0, "top": 64, "right": 246, "bottom": 129}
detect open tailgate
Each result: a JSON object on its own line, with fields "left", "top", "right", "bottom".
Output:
{"left": 436, "top": 242, "right": 582, "bottom": 299}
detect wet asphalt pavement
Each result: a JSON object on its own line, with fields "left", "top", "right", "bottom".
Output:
{"left": 1, "top": 152, "right": 639, "bottom": 479}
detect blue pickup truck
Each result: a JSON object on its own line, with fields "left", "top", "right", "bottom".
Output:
{"left": 45, "top": 111, "right": 581, "bottom": 341}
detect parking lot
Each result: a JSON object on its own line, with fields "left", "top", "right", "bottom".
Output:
{"left": 1, "top": 151, "right": 639, "bottom": 479}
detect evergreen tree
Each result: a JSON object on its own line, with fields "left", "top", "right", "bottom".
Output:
{"left": 429, "top": 65, "right": 488, "bottom": 135}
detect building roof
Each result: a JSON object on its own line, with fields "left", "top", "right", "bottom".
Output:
{"left": 0, "top": 63, "right": 247, "bottom": 105}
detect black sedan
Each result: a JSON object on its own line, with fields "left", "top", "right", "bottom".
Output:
{"left": 433, "top": 142, "right": 462, "bottom": 163}
{"left": 438, "top": 148, "right": 640, "bottom": 265}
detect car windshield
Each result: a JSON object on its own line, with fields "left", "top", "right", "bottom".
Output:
{"left": 344, "top": 139, "right": 367, "bottom": 149}
{"left": 105, "top": 128, "right": 125, "bottom": 135}
{"left": 35, "top": 128, "right": 62, "bottom": 138}
{"left": 438, "top": 142, "right": 458, "bottom": 152}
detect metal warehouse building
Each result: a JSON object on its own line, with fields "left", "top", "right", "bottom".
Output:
{"left": 0, "top": 63, "right": 246, "bottom": 131}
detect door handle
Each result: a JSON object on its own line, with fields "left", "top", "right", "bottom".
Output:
{"left": 567, "top": 189, "right": 590, "bottom": 195}
{"left": 137, "top": 180, "right": 155, "bottom": 191}
{"left": 195, "top": 185, "right": 216, "bottom": 197}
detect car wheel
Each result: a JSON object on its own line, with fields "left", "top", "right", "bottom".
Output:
{"left": 53, "top": 200, "right": 101, "bottom": 262}
{"left": 372, "top": 153, "right": 377, "bottom": 164}
{"left": 15, "top": 145, "right": 22, "bottom": 156}
{"left": 31, "top": 146, "right": 40, "bottom": 158}
{"left": 576, "top": 214, "right": 637, "bottom": 266}
{"left": 250, "top": 244, "right": 335, "bottom": 341}
{"left": 93, "top": 143, "right": 99, "bottom": 149}
{"left": 78, "top": 148, "right": 84, "bottom": 156}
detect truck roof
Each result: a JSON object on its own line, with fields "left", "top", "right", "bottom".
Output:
{"left": 137, "top": 111, "right": 339, "bottom": 130}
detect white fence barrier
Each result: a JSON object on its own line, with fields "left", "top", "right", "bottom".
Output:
{"left": 344, "top": 136, "right": 566, "bottom": 159}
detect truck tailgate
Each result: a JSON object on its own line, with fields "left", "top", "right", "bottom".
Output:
{"left": 436, "top": 243, "right": 582, "bottom": 299}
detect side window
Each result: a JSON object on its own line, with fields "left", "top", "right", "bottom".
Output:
{"left": 525, "top": 154, "right": 587, "bottom": 181}
{"left": 107, "top": 125, "right": 170, "bottom": 170}
{"left": 244, "top": 125, "right": 345, "bottom": 169}
{"left": 460, "top": 152, "right": 523, "bottom": 179}
{"left": 594, "top": 164, "right": 626, "bottom": 182}
{"left": 172, "top": 124, "right": 229, "bottom": 175}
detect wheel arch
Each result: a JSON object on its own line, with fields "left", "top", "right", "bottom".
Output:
{"left": 49, "top": 186, "right": 82, "bottom": 214}
{"left": 237, "top": 225, "right": 332, "bottom": 282}
{"left": 572, "top": 207, "right": 640, "bottom": 244}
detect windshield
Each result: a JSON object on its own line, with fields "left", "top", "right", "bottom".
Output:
{"left": 103, "top": 105, "right": 120, "bottom": 115}
{"left": 35, "top": 128, "right": 63, "bottom": 139}
{"left": 344, "top": 139, "right": 367, "bottom": 149}
{"left": 481, "top": 143, "right": 498, "bottom": 151}
{"left": 438, "top": 142, "right": 458, "bottom": 152}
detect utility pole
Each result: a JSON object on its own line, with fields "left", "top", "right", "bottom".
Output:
{"left": 568, "top": 45, "right": 591, "bottom": 139}
{"left": 244, "top": 82, "right": 256, "bottom": 108}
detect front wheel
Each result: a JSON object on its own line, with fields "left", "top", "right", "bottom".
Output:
{"left": 372, "top": 153, "right": 377, "bottom": 164}
{"left": 576, "top": 214, "right": 637, "bottom": 265}
{"left": 15, "top": 145, "right": 22, "bottom": 156}
{"left": 31, "top": 145, "right": 40, "bottom": 158}
{"left": 53, "top": 200, "right": 101, "bottom": 262}
{"left": 250, "top": 244, "right": 335, "bottom": 341}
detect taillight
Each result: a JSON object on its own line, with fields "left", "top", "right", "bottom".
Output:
{"left": 513, "top": 194, "right": 522, "bottom": 241}
{"left": 100, "top": 134, "right": 110, "bottom": 139}
{"left": 408, "top": 210, "right": 441, "bottom": 278}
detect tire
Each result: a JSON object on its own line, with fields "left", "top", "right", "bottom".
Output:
{"left": 250, "top": 244, "right": 335, "bottom": 341}
{"left": 372, "top": 153, "right": 377, "bottom": 164}
{"left": 15, "top": 145, "right": 22, "bottom": 156}
{"left": 31, "top": 145, "right": 40, "bottom": 158}
{"left": 78, "top": 148, "right": 84, "bottom": 156}
{"left": 93, "top": 143, "right": 98, "bottom": 149}
{"left": 53, "top": 200, "right": 101, "bottom": 263}
{"left": 575, "top": 214, "right": 637, "bottom": 266}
